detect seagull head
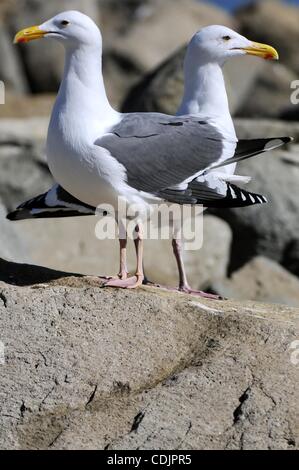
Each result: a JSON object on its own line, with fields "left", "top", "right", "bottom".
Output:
{"left": 13, "top": 10, "right": 102, "bottom": 49}
{"left": 190, "top": 25, "right": 279, "bottom": 64}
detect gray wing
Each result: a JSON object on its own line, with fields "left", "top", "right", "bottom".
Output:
{"left": 96, "top": 113, "right": 228, "bottom": 196}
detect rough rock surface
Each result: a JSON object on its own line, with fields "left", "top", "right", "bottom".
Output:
{"left": 0, "top": 119, "right": 53, "bottom": 211}
{"left": 212, "top": 256, "right": 299, "bottom": 307}
{"left": 0, "top": 22, "right": 29, "bottom": 93}
{"left": 0, "top": 93, "right": 54, "bottom": 119}
{"left": 101, "top": 0, "right": 233, "bottom": 108}
{"left": 235, "top": 62, "right": 297, "bottom": 119}
{"left": 0, "top": 264, "right": 298, "bottom": 450}
{"left": 0, "top": 200, "right": 29, "bottom": 263}
{"left": 237, "top": 0, "right": 299, "bottom": 75}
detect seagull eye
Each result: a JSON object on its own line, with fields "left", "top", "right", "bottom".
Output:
{"left": 61, "top": 20, "right": 70, "bottom": 27}
{"left": 222, "top": 36, "right": 231, "bottom": 41}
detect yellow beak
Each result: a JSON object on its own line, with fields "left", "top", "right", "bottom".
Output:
{"left": 13, "top": 25, "right": 46, "bottom": 44}
{"left": 242, "top": 41, "right": 279, "bottom": 60}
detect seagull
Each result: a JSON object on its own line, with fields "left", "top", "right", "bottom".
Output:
{"left": 10, "top": 12, "right": 291, "bottom": 294}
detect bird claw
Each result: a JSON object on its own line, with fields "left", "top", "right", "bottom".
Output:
{"left": 178, "top": 287, "right": 225, "bottom": 300}
{"left": 126, "top": 275, "right": 144, "bottom": 289}
{"left": 103, "top": 274, "right": 144, "bottom": 289}
{"left": 145, "top": 282, "right": 225, "bottom": 300}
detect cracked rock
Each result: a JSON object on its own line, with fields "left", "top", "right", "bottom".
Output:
{"left": 0, "top": 263, "right": 298, "bottom": 450}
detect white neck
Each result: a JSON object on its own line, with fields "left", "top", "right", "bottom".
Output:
{"left": 177, "top": 48, "right": 232, "bottom": 124}
{"left": 52, "top": 43, "right": 117, "bottom": 133}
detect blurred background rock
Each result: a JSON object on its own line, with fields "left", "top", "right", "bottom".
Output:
{"left": 1, "top": 0, "right": 299, "bottom": 306}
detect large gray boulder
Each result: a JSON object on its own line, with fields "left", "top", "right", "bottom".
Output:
{"left": 110, "top": 0, "right": 233, "bottom": 73}
{"left": 212, "top": 256, "right": 299, "bottom": 307}
{"left": 0, "top": 22, "right": 29, "bottom": 93}
{"left": 0, "top": 118, "right": 53, "bottom": 211}
{"left": 0, "top": 93, "right": 54, "bottom": 119}
{"left": 101, "top": 0, "right": 233, "bottom": 109}
{"left": 0, "top": 270, "right": 298, "bottom": 449}
{"left": 235, "top": 62, "right": 297, "bottom": 119}
{"left": 237, "top": 0, "right": 299, "bottom": 76}
{"left": 0, "top": 200, "right": 29, "bottom": 263}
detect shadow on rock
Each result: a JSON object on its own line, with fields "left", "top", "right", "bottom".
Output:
{"left": 0, "top": 258, "right": 83, "bottom": 287}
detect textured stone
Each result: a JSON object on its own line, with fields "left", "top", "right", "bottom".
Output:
{"left": 237, "top": 0, "right": 299, "bottom": 75}
{"left": 0, "top": 267, "right": 298, "bottom": 450}
{"left": 0, "top": 22, "right": 29, "bottom": 93}
{"left": 112, "top": 0, "right": 233, "bottom": 73}
{"left": 0, "top": 201, "right": 29, "bottom": 263}
{"left": 235, "top": 62, "right": 297, "bottom": 119}
{"left": 212, "top": 256, "right": 299, "bottom": 307}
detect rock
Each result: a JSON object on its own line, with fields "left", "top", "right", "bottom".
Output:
{"left": 183, "top": 216, "right": 232, "bottom": 290}
{"left": 235, "top": 62, "right": 297, "bottom": 119}
{"left": 112, "top": 0, "right": 234, "bottom": 74}
{"left": 0, "top": 22, "right": 29, "bottom": 93}
{"left": 237, "top": 0, "right": 299, "bottom": 76}
{"left": 235, "top": 118, "right": 299, "bottom": 142}
{"left": 0, "top": 92, "right": 54, "bottom": 119}
{"left": 0, "top": 124, "right": 53, "bottom": 211}
{"left": 105, "top": 0, "right": 233, "bottom": 109}
{"left": 0, "top": 267, "right": 298, "bottom": 449}
{"left": 211, "top": 256, "right": 299, "bottom": 307}
{"left": 0, "top": 200, "right": 29, "bottom": 263}
{"left": 143, "top": 216, "right": 232, "bottom": 288}
{"left": 0, "top": 117, "right": 48, "bottom": 144}
{"left": 122, "top": 46, "right": 186, "bottom": 114}
{"left": 7, "top": 0, "right": 99, "bottom": 93}
{"left": 0, "top": 144, "right": 52, "bottom": 211}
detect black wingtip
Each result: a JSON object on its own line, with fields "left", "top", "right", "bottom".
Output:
{"left": 6, "top": 211, "right": 18, "bottom": 221}
{"left": 277, "top": 136, "right": 293, "bottom": 145}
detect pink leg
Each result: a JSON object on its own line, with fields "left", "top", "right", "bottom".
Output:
{"left": 104, "top": 225, "right": 144, "bottom": 289}
{"left": 171, "top": 238, "right": 223, "bottom": 300}
{"left": 103, "top": 237, "right": 129, "bottom": 287}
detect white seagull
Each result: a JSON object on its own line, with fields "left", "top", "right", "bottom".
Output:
{"left": 10, "top": 12, "right": 291, "bottom": 295}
